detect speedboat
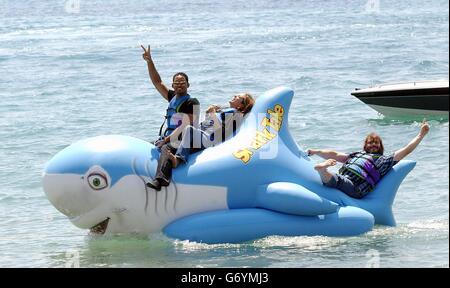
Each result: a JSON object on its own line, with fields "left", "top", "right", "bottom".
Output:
{"left": 351, "top": 80, "right": 449, "bottom": 117}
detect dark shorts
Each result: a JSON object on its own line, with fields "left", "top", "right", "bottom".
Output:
{"left": 324, "top": 174, "right": 368, "bottom": 199}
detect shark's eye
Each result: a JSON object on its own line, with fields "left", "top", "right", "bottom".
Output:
{"left": 87, "top": 174, "right": 108, "bottom": 190}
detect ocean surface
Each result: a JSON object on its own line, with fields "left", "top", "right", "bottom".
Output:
{"left": 0, "top": 0, "right": 448, "bottom": 268}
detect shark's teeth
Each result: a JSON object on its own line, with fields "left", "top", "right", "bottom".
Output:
{"left": 89, "top": 218, "right": 110, "bottom": 235}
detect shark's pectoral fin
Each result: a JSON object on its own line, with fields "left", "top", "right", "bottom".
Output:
{"left": 163, "top": 207, "right": 374, "bottom": 244}
{"left": 256, "top": 182, "right": 339, "bottom": 216}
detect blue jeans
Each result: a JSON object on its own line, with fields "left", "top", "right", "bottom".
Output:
{"left": 176, "top": 125, "right": 212, "bottom": 163}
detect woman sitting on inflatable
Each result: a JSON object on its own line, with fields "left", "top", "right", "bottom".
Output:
{"left": 146, "top": 93, "right": 254, "bottom": 190}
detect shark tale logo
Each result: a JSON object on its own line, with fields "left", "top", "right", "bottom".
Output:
{"left": 233, "top": 104, "right": 284, "bottom": 164}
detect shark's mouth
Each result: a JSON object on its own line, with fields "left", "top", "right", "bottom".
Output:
{"left": 90, "top": 218, "right": 110, "bottom": 235}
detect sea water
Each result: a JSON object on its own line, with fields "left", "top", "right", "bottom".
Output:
{"left": 0, "top": 0, "right": 448, "bottom": 267}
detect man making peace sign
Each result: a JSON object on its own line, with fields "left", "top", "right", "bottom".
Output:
{"left": 141, "top": 45, "right": 200, "bottom": 191}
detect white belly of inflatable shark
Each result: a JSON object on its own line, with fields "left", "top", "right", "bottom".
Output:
{"left": 43, "top": 87, "right": 416, "bottom": 244}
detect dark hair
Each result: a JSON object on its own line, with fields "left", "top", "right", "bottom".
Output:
{"left": 172, "top": 72, "right": 189, "bottom": 84}
{"left": 364, "top": 132, "right": 384, "bottom": 155}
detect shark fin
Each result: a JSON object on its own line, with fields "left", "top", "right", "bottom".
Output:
{"left": 355, "top": 160, "right": 416, "bottom": 226}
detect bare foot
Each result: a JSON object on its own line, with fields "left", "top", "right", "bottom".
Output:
{"left": 314, "top": 159, "right": 337, "bottom": 171}
{"left": 168, "top": 152, "right": 179, "bottom": 168}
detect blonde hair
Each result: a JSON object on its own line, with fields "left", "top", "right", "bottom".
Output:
{"left": 238, "top": 93, "right": 255, "bottom": 115}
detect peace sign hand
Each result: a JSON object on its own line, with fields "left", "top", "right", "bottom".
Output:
{"left": 141, "top": 45, "right": 152, "bottom": 63}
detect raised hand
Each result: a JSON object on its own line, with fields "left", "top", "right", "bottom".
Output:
{"left": 141, "top": 45, "right": 151, "bottom": 63}
{"left": 393, "top": 118, "right": 432, "bottom": 162}
{"left": 419, "top": 118, "right": 430, "bottom": 137}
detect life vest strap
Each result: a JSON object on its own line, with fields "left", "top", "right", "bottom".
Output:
{"left": 161, "top": 96, "right": 190, "bottom": 136}
{"left": 220, "top": 109, "right": 237, "bottom": 143}
{"left": 341, "top": 152, "right": 382, "bottom": 188}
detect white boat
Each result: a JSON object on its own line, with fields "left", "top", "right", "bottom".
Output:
{"left": 351, "top": 80, "right": 449, "bottom": 117}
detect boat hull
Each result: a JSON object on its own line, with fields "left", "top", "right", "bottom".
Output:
{"left": 351, "top": 81, "right": 449, "bottom": 117}
{"left": 364, "top": 104, "right": 449, "bottom": 117}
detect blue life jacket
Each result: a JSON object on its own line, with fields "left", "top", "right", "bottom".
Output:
{"left": 339, "top": 152, "right": 382, "bottom": 188}
{"left": 201, "top": 108, "right": 238, "bottom": 142}
{"left": 161, "top": 94, "right": 190, "bottom": 137}
{"left": 219, "top": 108, "right": 238, "bottom": 141}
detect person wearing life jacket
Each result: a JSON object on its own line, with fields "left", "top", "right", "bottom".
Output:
{"left": 141, "top": 45, "right": 200, "bottom": 191}
{"left": 307, "top": 120, "right": 430, "bottom": 199}
{"left": 156, "top": 93, "right": 254, "bottom": 182}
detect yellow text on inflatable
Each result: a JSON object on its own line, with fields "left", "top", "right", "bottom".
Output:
{"left": 233, "top": 104, "right": 284, "bottom": 164}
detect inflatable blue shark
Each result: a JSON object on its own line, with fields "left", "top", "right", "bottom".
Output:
{"left": 43, "top": 87, "right": 416, "bottom": 244}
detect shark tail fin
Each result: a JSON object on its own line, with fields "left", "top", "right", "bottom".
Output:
{"left": 359, "top": 160, "right": 416, "bottom": 226}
